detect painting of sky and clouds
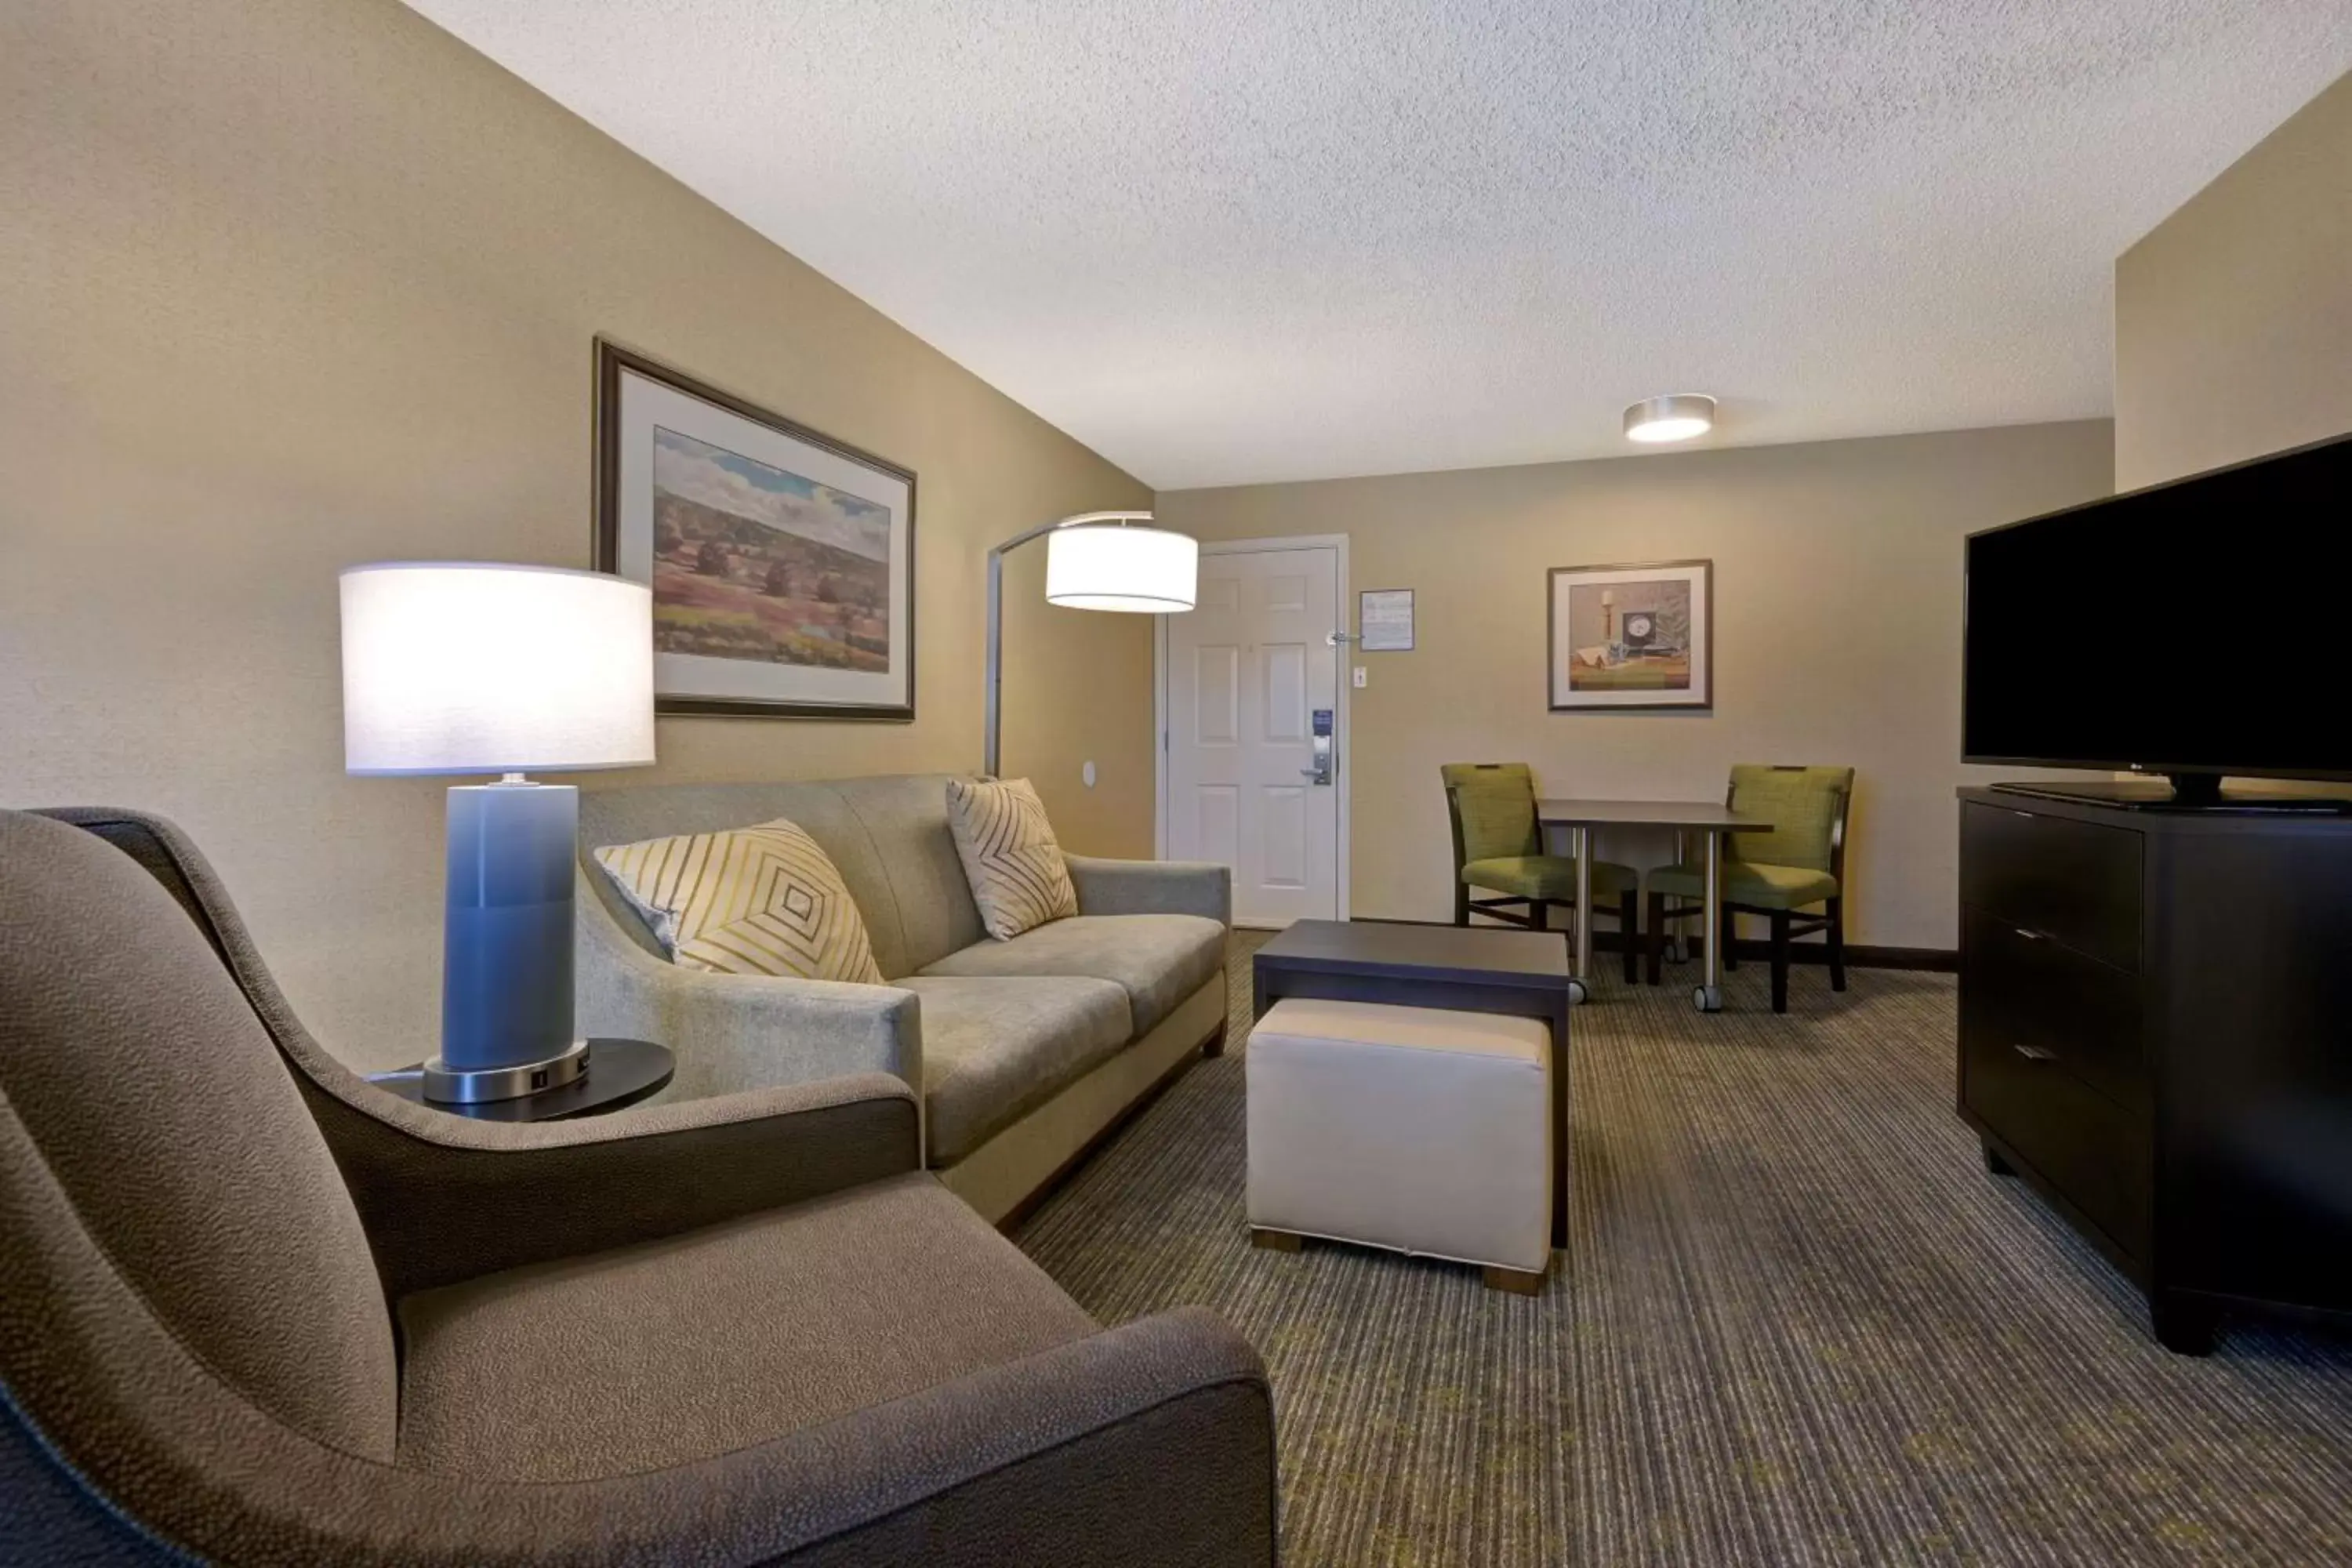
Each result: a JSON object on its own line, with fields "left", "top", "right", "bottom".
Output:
{"left": 649, "top": 426, "right": 892, "bottom": 671}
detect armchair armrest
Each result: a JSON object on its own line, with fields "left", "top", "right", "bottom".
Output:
{"left": 60, "top": 1302, "right": 1276, "bottom": 1566}
{"left": 576, "top": 868, "right": 924, "bottom": 1100}
{"left": 708, "top": 1304, "right": 1279, "bottom": 1564}
{"left": 1064, "top": 854, "right": 1232, "bottom": 926}
{"left": 314, "top": 1073, "right": 921, "bottom": 1298}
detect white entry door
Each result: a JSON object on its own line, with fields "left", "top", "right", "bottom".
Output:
{"left": 1164, "top": 544, "right": 1343, "bottom": 927}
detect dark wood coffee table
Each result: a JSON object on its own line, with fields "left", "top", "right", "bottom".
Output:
{"left": 1251, "top": 920, "right": 1575, "bottom": 1247}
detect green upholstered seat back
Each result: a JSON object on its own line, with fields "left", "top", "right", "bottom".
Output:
{"left": 1727, "top": 765, "right": 1853, "bottom": 873}
{"left": 1441, "top": 764, "right": 1541, "bottom": 862}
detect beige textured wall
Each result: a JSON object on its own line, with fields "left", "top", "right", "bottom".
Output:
{"left": 1157, "top": 423, "right": 2114, "bottom": 951}
{"left": 2115, "top": 70, "right": 2352, "bottom": 488}
{"left": 0, "top": 0, "right": 1152, "bottom": 1069}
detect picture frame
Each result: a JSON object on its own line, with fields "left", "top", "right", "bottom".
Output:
{"left": 1547, "top": 559, "right": 1713, "bottom": 710}
{"left": 1357, "top": 587, "right": 1414, "bottom": 652}
{"left": 593, "top": 339, "right": 916, "bottom": 720}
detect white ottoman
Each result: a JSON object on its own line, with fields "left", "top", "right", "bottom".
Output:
{"left": 1245, "top": 996, "right": 1553, "bottom": 1293}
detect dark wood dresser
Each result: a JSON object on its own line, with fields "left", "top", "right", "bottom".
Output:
{"left": 1957, "top": 786, "right": 2352, "bottom": 1353}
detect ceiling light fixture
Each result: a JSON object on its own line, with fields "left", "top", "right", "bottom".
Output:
{"left": 1624, "top": 394, "right": 1717, "bottom": 445}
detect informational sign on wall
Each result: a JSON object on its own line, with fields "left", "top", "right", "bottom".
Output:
{"left": 1358, "top": 588, "right": 1414, "bottom": 652}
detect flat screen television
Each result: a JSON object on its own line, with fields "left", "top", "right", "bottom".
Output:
{"left": 1963, "top": 431, "right": 2352, "bottom": 807}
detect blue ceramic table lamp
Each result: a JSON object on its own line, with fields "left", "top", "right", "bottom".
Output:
{"left": 340, "top": 563, "right": 655, "bottom": 1105}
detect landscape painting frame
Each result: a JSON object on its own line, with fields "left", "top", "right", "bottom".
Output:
{"left": 595, "top": 339, "right": 916, "bottom": 720}
{"left": 1547, "top": 558, "right": 1713, "bottom": 711}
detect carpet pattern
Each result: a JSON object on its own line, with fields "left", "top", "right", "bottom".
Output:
{"left": 1017, "top": 934, "right": 2352, "bottom": 1566}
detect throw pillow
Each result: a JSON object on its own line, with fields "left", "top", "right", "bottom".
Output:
{"left": 945, "top": 776, "right": 1080, "bottom": 941}
{"left": 592, "top": 818, "right": 886, "bottom": 984}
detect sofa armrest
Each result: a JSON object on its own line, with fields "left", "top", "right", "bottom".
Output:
{"left": 576, "top": 869, "right": 924, "bottom": 1100}
{"left": 314, "top": 1073, "right": 921, "bottom": 1297}
{"left": 1064, "top": 854, "right": 1232, "bottom": 926}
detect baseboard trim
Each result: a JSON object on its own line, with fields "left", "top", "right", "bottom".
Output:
{"left": 1345, "top": 916, "right": 1956, "bottom": 973}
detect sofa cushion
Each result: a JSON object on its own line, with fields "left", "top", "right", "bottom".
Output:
{"left": 946, "top": 777, "right": 1080, "bottom": 941}
{"left": 396, "top": 1171, "right": 1098, "bottom": 1482}
{"left": 901, "top": 977, "right": 1134, "bottom": 1163}
{"left": 591, "top": 818, "right": 886, "bottom": 984}
{"left": 918, "top": 914, "right": 1226, "bottom": 1038}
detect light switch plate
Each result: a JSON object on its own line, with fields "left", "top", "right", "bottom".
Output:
{"left": 1352, "top": 666, "right": 1368, "bottom": 688}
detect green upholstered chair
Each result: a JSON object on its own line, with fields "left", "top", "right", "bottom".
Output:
{"left": 1645, "top": 764, "right": 1853, "bottom": 1013}
{"left": 1442, "top": 763, "right": 1641, "bottom": 982}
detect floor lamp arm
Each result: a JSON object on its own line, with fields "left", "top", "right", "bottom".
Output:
{"left": 983, "top": 511, "right": 1152, "bottom": 779}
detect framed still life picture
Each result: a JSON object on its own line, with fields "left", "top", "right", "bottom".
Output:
{"left": 595, "top": 340, "right": 916, "bottom": 720}
{"left": 1548, "top": 559, "right": 1713, "bottom": 711}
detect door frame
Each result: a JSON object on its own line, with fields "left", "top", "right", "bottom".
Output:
{"left": 1154, "top": 533, "right": 1352, "bottom": 927}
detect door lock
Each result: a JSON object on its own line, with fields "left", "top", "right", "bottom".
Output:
{"left": 1302, "top": 708, "right": 1334, "bottom": 786}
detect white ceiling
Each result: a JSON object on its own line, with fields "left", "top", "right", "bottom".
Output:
{"left": 405, "top": 2, "right": 2352, "bottom": 489}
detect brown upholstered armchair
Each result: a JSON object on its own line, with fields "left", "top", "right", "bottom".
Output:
{"left": 0, "top": 808, "right": 1277, "bottom": 1566}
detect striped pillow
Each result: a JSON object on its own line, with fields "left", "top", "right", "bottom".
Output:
{"left": 946, "top": 777, "right": 1080, "bottom": 941}
{"left": 592, "top": 818, "right": 886, "bottom": 984}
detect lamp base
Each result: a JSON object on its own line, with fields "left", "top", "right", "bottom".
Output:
{"left": 421, "top": 1037, "right": 591, "bottom": 1105}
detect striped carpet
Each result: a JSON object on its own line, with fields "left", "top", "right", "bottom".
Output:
{"left": 1016, "top": 932, "right": 2352, "bottom": 1566}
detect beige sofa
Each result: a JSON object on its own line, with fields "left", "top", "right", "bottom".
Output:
{"left": 577, "top": 774, "right": 1231, "bottom": 1221}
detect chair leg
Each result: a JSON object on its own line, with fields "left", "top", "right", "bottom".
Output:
{"left": 1619, "top": 888, "right": 1639, "bottom": 984}
{"left": 1646, "top": 891, "right": 1666, "bottom": 985}
{"left": 1770, "top": 910, "right": 1791, "bottom": 1013}
{"left": 1720, "top": 899, "right": 1737, "bottom": 971}
{"left": 1454, "top": 882, "right": 1469, "bottom": 927}
{"left": 1529, "top": 898, "right": 1548, "bottom": 933}
{"left": 1827, "top": 898, "right": 1848, "bottom": 992}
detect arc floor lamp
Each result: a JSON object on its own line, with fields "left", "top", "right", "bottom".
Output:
{"left": 985, "top": 511, "right": 1199, "bottom": 777}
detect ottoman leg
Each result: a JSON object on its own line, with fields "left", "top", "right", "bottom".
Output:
{"left": 1482, "top": 1261, "right": 1548, "bottom": 1296}
{"left": 1250, "top": 1228, "right": 1305, "bottom": 1253}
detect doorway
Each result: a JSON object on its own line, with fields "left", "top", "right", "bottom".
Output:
{"left": 1156, "top": 535, "right": 1351, "bottom": 927}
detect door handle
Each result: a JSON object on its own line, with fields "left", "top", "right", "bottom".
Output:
{"left": 2013, "top": 927, "right": 2043, "bottom": 941}
{"left": 2013, "top": 1043, "right": 2059, "bottom": 1062}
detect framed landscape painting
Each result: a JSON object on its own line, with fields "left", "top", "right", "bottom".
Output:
{"left": 595, "top": 340, "right": 916, "bottom": 720}
{"left": 1548, "top": 559, "right": 1712, "bottom": 711}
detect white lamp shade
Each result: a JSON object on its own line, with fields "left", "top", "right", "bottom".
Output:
{"left": 340, "top": 564, "right": 656, "bottom": 775}
{"left": 1044, "top": 524, "right": 1199, "bottom": 612}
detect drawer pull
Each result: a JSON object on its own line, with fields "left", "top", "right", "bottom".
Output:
{"left": 2013, "top": 1043, "right": 2060, "bottom": 1062}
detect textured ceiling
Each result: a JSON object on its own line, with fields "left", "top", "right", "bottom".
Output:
{"left": 405, "top": 2, "right": 2352, "bottom": 488}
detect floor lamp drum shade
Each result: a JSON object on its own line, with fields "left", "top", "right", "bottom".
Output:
{"left": 986, "top": 513, "right": 1200, "bottom": 777}
{"left": 339, "top": 564, "right": 655, "bottom": 1103}
{"left": 1044, "top": 521, "right": 1200, "bottom": 612}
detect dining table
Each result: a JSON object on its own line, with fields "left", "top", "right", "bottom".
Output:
{"left": 1534, "top": 799, "right": 1773, "bottom": 1011}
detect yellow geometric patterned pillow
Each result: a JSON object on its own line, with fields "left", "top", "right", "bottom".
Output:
{"left": 592, "top": 818, "right": 886, "bottom": 983}
{"left": 945, "top": 776, "right": 1080, "bottom": 941}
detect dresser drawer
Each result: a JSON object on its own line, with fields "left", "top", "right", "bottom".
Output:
{"left": 1961, "top": 802, "right": 2143, "bottom": 971}
{"left": 1963, "top": 1018, "right": 2151, "bottom": 1260}
{"left": 1961, "top": 907, "right": 2145, "bottom": 1110}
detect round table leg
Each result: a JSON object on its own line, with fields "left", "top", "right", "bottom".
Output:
{"left": 1566, "top": 978, "right": 1590, "bottom": 1007}
{"left": 1693, "top": 984, "right": 1723, "bottom": 1013}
